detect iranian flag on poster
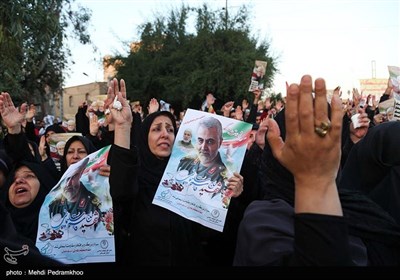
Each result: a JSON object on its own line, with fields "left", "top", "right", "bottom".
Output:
{"left": 388, "top": 66, "right": 400, "bottom": 120}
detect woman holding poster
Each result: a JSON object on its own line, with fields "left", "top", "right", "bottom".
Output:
{"left": 106, "top": 78, "right": 244, "bottom": 266}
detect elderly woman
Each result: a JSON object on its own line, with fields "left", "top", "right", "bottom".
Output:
{"left": 1, "top": 161, "right": 56, "bottom": 243}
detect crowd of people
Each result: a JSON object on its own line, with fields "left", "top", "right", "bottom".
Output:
{"left": 0, "top": 73, "right": 399, "bottom": 274}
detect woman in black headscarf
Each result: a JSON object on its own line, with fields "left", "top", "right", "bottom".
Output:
{"left": 59, "top": 135, "right": 97, "bottom": 174}
{"left": 2, "top": 161, "right": 57, "bottom": 243}
{"left": 107, "top": 78, "right": 244, "bottom": 266}
{"left": 109, "top": 100, "right": 204, "bottom": 265}
{"left": 43, "top": 124, "right": 67, "bottom": 162}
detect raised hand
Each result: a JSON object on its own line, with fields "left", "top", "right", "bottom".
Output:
{"left": 0, "top": 92, "right": 28, "bottom": 134}
{"left": 255, "top": 118, "right": 268, "bottom": 150}
{"left": 371, "top": 95, "right": 379, "bottom": 109}
{"left": 352, "top": 88, "right": 361, "bottom": 108}
{"left": 221, "top": 101, "right": 234, "bottom": 117}
{"left": 107, "top": 78, "right": 132, "bottom": 128}
{"left": 235, "top": 105, "right": 243, "bottom": 120}
{"left": 39, "top": 135, "right": 48, "bottom": 161}
{"left": 349, "top": 108, "right": 370, "bottom": 143}
{"left": 148, "top": 98, "right": 159, "bottom": 114}
{"left": 89, "top": 114, "right": 100, "bottom": 136}
{"left": 25, "top": 104, "right": 36, "bottom": 121}
{"left": 241, "top": 99, "right": 249, "bottom": 111}
{"left": 107, "top": 78, "right": 132, "bottom": 149}
{"left": 266, "top": 75, "right": 343, "bottom": 216}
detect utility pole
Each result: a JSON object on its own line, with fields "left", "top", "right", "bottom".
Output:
{"left": 225, "top": 0, "right": 228, "bottom": 30}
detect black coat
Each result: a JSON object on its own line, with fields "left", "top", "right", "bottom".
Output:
{"left": 109, "top": 111, "right": 204, "bottom": 266}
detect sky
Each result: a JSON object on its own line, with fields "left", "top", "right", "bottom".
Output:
{"left": 65, "top": 0, "right": 400, "bottom": 98}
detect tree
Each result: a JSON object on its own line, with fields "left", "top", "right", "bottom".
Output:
{"left": 111, "top": 3, "right": 278, "bottom": 114}
{"left": 0, "top": 0, "right": 92, "bottom": 109}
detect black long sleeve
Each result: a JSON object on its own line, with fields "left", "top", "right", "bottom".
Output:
{"left": 24, "top": 121, "right": 39, "bottom": 144}
{"left": 234, "top": 199, "right": 363, "bottom": 266}
{"left": 290, "top": 213, "right": 352, "bottom": 266}
{"left": 108, "top": 144, "right": 139, "bottom": 201}
{"left": 4, "top": 133, "right": 36, "bottom": 163}
{"left": 108, "top": 144, "right": 139, "bottom": 265}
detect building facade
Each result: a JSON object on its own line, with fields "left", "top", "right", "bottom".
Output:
{"left": 55, "top": 82, "right": 108, "bottom": 121}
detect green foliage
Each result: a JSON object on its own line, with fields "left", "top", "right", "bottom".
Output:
{"left": 114, "top": 3, "right": 278, "bottom": 113}
{"left": 0, "top": 0, "right": 91, "bottom": 104}
{"left": 267, "top": 92, "right": 284, "bottom": 105}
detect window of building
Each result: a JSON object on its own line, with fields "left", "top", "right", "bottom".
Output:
{"left": 69, "top": 96, "right": 73, "bottom": 107}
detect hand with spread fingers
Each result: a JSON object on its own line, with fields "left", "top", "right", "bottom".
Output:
{"left": 266, "top": 75, "right": 343, "bottom": 216}
{"left": 148, "top": 98, "right": 160, "bottom": 114}
{"left": 255, "top": 118, "right": 269, "bottom": 150}
{"left": 0, "top": 92, "right": 28, "bottom": 134}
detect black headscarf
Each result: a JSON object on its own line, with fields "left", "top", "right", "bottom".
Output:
{"left": 44, "top": 124, "right": 66, "bottom": 159}
{"left": 0, "top": 149, "right": 12, "bottom": 181}
{"left": 338, "top": 121, "right": 400, "bottom": 225}
{"left": 27, "top": 140, "right": 42, "bottom": 163}
{"left": 129, "top": 111, "right": 204, "bottom": 266}
{"left": 259, "top": 108, "right": 294, "bottom": 203}
{"left": 44, "top": 124, "right": 65, "bottom": 135}
{"left": 137, "top": 111, "right": 177, "bottom": 187}
{"left": 59, "top": 135, "right": 97, "bottom": 174}
{"left": 3, "top": 161, "right": 57, "bottom": 242}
